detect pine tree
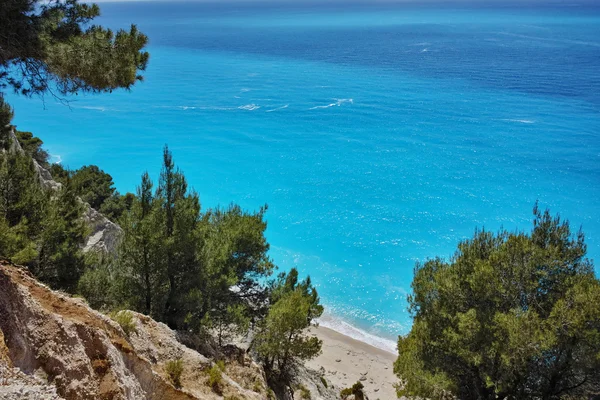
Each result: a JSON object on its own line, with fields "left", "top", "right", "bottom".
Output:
{"left": 0, "top": 151, "right": 47, "bottom": 265}
{"left": 1, "top": 0, "right": 148, "bottom": 100}
{"left": 37, "top": 176, "right": 87, "bottom": 291}
{"left": 200, "top": 204, "right": 275, "bottom": 326}
{"left": 253, "top": 268, "right": 323, "bottom": 382}
{"left": 157, "top": 146, "right": 201, "bottom": 328}
{"left": 118, "top": 172, "right": 166, "bottom": 317}
{"left": 15, "top": 131, "right": 49, "bottom": 166}
{"left": 394, "top": 206, "right": 600, "bottom": 399}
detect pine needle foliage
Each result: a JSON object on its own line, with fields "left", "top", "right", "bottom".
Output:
{"left": 395, "top": 205, "right": 600, "bottom": 400}
{"left": 0, "top": 0, "right": 149, "bottom": 99}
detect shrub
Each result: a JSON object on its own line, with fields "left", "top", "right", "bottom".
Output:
{"left": 340, "top": 381, "right": 365, "bottom": 400}
{"left": 320, "top": 376, "right": 328, "bottom": 388}
{"left": 165, "top": 359, "right": 184, "bottom": 388}
{"left": 298, "top": 384, "right": 311, "bottom": 400}
{"left": 92, "top": 358, "right": 110, "bottom": 375}
{"left": 206, "top": 364, "right": 222, "bottom": 393}
{"left": 77, "top": 256, "right": 117, "bottom": 310}
{"left": 252, "top": 379, "right": 263, "bottom": 393}
{"left": 216, "top": 359, "right": 226, "bottom": 372}
{"left": 111, "top": 310, "right": 137, "bottom": 336}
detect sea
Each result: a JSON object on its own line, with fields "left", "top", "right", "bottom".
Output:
{"left": 7, "top": 0, "right": 600, "bottom": 353}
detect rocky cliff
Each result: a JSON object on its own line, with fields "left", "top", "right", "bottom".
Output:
{"left": 0, "top": 260, "right": 270, "bottom": 400}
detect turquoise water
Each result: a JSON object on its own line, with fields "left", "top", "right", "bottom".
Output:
{"left": 7, "top": 1, "right": 600, "bottom": 351}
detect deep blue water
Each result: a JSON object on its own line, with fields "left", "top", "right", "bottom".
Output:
{"left": 8, "top": 1, "right": 600, "bottom": 351}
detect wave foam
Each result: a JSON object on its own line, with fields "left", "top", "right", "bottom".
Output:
{"left": 317, "top": 313, "right": 397, "bottom": 354}
{"left": 309, "top": 98, "right": 353, "bottom": 110}
{"left": 266, "top": 104, "right": 289, "bottom": 113}
{"left": 78, "top": 106, "right": 110, "bottom": 112}
{"left": 49, "top": 154, "right": 62, "bottom": 164}
{"left": 238, "top": 104, "right": 261, "bottom": 111}
{"left": 502, "top": 118, "right": 535, "bottom": 124}
{"left": 156, "top": 105, "right": 238, "bottom": 111}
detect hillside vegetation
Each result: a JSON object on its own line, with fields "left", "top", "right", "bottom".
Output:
{"left": 0, "top": 128, "right": 325, "bottom": 397}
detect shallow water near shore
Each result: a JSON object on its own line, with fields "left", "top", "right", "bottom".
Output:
{"left": 8, "top": 1, "right": 600, "bottom": 350}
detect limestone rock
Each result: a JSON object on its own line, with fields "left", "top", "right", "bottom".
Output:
{"left": 0, "top": 260, "right": 266, "bottom": 399}
{"left": 82, "top": 203, "right": 122, "bottom": 255}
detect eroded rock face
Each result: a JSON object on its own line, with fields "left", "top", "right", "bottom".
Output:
{"left": 0, "top": 261, "right": 267, "bottom": 399}
{"left": 82, "top": 204, "right": 122, "bottom": 255}
{"left": 1, "top": 327, "right": 63, "bottom": 399}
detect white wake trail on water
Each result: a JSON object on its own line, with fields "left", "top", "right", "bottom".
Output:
{"left": 265, "top": 104, "right": 289, "bottom": 112}
{"left": 501, "top": 118, "right": 536, "bottom": 124}
{"left": 309, "top": 98, "right": 354, "bottom": 110}
{"left": 238, "top": 104, "right": 261, "bottom": 111}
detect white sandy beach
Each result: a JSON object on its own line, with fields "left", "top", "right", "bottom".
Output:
{"left": 308, "top": 326, "right": 399, "bottom": 399}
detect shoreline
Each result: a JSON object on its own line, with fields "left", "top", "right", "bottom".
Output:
{"left": 316, "top": 314, "right": 399, "bottom": 354}
{"left": 308, "top": 325, "right": 398, "bottom": 399}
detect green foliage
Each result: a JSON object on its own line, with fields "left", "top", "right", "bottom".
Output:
{"left": 394, "top": 205, "right": 600, "bottom": 400}
{"left": 340, "top": 381, "right": 365, "bottom": 400}
{"left": 203, "top": 303, "right": 251, "bottom": 348}
{"left": 50, "top": 163, "right": 132, "bottom": 222}
{"left": 0, "top": 96, "right": 13, "bottom": 130}
{"left": 36, "top": 176, "right": 87, "bottom": 291}
{"left": 77, "top": 254, "right": 119, "bottom": 310}
{"left": 0, "top": 151, "right": 46, "bottom": 230}
{"left": 165, "top": 359, "right": 184, "bottom": 388}
{"left": 206, "top": 364, "right": 223, "bottom": 393}
{"left": 0, "top": 148, "right": 87, "bottom": 293}
{"left": 0, "top": 0, "right": 149, "bottom": 99}
{"left": 253, "top": 268, "right": 323, "bottom": 382}
{"left": 15, "top": 131, "right": 49, "bottom": 166}
{"left": 198, "top": 203, "right": 274, "bottom": 333}
{"left": 297, "top": 384, "right": 311, "bottom": 400}
{"left": 99, "top": 192, "right": 135, "bottom": 222}
{"left": 69, "top": 165, "right": 116, "bottom": 210}
{"left": 116, "top": 147, "right": 274, "bottom": 340}
{"left": 117, "top": 172, "right": 167, "bottom": 318}
{"left": 49, "top": 163, "right": 69, "bottom": 182}
{"left": 0, "top": 151, "right": 46, "bottom": 266}
{"left": 111, "top": 310, "right": 137, "bottom": 336}
{"left": 252, "top": 379, "right": 263, "bottom": 393}
{"left": 216, "top": 359, "right": 226, "bottom": 372}
{"left": 319, "top": 376, "right": 328, "bottom": 388}
{"left": 0, "top": 97, "right": 13, "bottom": 151}
{"left": 156, "top": 145, "right": 203, "bottom": 328}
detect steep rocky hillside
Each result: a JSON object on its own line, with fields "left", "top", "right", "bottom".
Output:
{"left": 0, "top": 260, "right": 270, "bottom": 399}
